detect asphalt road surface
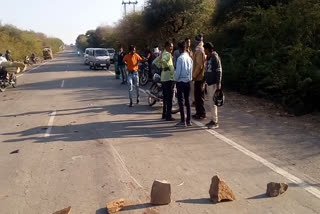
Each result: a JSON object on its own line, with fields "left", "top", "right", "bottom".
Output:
{"left": 0, "top": 48, "right": 319, "bottom": 214}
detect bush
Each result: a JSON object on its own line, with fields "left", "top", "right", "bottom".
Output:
{"left": 0, "top": 24, "right": 64, "bottom": 61}
{"left": 218, "top": 0, "right": 320, "bottom": 114}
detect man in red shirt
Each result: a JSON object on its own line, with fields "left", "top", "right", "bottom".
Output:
{"left": 123, "top": 45, "right": 146, "bottom": 107}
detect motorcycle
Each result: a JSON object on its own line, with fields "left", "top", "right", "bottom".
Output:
{"left": 0, "top": 69, "right": 17, "bottom": 92}
{"left": 138, "top": 61, "right": 149, "bottom": 86}
{"left": 146, "top": 72, "right": 179, "bottom": 114}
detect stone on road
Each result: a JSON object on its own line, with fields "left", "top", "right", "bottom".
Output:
{"left": 266, "top": 182, "right": 289, "bottom": 197}
{"left": 150, "top": 180, "right": 171, "bottom": 205}
{"left": 209, "top": 175, "right": 236, "bottom": 203}
{"left": 52, "top": 206, "right": 71, "bottom": 214}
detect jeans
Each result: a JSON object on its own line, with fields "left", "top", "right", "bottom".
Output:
{"left": 162, "top": 81, "right": 174, "bottom": 119}
{"left": 119, "top": 65, "right": 127, "bottom": 82}
{"left": 176, "top": 82, "right": 191, "bottom": 123}
{"left": 207, "top": 84, "right": 218, "bottom": 123}
{"left": 194, "top": 80, "right": 206, "bottom": 116}
{"left": 127, "top": 71, "right": 139, "bottom": 100}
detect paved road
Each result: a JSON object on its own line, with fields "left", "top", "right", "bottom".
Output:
{"left": 0, "top": 48, "right": 319, "bottom": 214}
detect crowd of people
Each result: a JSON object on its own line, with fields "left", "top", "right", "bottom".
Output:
{"left": 119, "top": 33, "right": 222, "bottom": 129}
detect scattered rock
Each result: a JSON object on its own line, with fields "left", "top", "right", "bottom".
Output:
{"left": 10, "top": 149, "right": 19, "bottom": 154}
{"left": 106, "top": 198, "right": 125, "bottom": 213}
{"left": 53, "top": 206, "right": 71, "bottom": 214}
{"left": 209, "top": 175, "right": 236, "bottom": 203}
{"left": 266, "top": 182, "right": 288, "bottom": 197}
{"left": 150, "top": 180, "right": 171, "bottom": 205}
{"left": 60, "top": 169, "right": 66, "bottom": 172}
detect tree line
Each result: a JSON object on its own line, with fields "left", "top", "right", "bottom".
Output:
{"left": 76, "top": 0, "right": 320, "bottom": 115}
{"left": 0, "top": 24, "right": 64, "bottom": 61}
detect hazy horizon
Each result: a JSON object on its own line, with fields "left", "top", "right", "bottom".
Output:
{"left": 0, "top": 0, "right": 145, "bottom": 44}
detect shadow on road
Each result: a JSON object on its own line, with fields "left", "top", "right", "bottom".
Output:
{"left": 2, "top": 117, "right": 202, "bottom": 143}
{"left": 176, "top": 198, "right": 212, "bottom": 204}
{"left": 246, "top": 193, "right": 269, "bottom": 200}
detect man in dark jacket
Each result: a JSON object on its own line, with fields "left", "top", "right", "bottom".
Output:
{"left": 5, "top": 50, "right": 13, "bottom": 62}
{"left": 204, "top": 42, "right": 222, "bottom": 129}
{"left": 118, "top": 46, "right": 127, "bottom": 84}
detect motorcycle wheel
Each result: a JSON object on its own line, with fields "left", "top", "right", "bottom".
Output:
{"left": 148, "top": 96, "right": 157, "bottom": 106}
{"left": 0, "top": 85, "right": 6, "bottom": 92}
{"left": 139, "top": 71, "right": 148, "bottom": 86}
{"left": 172, "top": 90, "right": 179, "bottom": 114}
{"left": 148, "top": 84, "right": 158, "bottom": 106}
{"left": 12, "top": 75, "right": 17, "bottom": 88}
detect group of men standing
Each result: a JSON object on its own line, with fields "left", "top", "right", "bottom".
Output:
{"left": 119, "top": 33, "right": 222, "bottom": 129}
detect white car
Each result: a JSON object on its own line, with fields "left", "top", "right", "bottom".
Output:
{"left": 83, "top": 48, "right": 94, "bottom": 65}
{"left": 87, "top": 48, "right": 111, "bottom": 70}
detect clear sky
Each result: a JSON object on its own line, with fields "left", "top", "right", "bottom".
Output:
{"left": 0, "top": 0, "right": 144, "bottom": 44}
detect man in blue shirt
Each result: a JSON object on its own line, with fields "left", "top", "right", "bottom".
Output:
{"left": 174, "top": 41, "right": 193, "bottom": 127}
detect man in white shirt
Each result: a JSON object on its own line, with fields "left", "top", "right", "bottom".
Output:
{"left": 0, "top": 53, "right": 8, "bottom": 78}
{"left": 174, "top": 41, "right": 193, "bottom": 127}
{"left": 0, "top": 53, "right": 8, "bottom": 65}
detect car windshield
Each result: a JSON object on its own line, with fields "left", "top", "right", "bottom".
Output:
{"left": 107, "top": 49, "right": 115, "bottom": 54}
{"left": 95, "top": 50, "right": 108, "bottom": 56}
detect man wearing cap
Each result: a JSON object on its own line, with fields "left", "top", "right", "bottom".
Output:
{"left": 192, "top": 34, "right": 206, "bottom": 119}
{"left": 203, "top": 42, "right": 222, "bottom": 129}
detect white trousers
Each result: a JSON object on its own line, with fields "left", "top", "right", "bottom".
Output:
{"left": 207, "top": 84, "right": 218, "bottom": 123}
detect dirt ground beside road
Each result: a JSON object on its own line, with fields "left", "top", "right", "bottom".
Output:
{"left": 225, "top": 90, "right": 320, "bottom": 137}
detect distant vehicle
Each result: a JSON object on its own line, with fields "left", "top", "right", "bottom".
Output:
{"left": 43, "top": 48, "right": 53, "bottom": 60}
{"left": 84, "top": 48, "right": 94, "bottom": 65}
{"left": 88, "top": 48, "right": 111, "bottom": 70}
{"left": 106, "top": 48, "right": 115, "bottom": 63}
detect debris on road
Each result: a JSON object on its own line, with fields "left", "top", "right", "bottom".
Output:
{"left": 10, "top": 149, "right": 19, "bottom": 154}
{"left": 266, "top": 182, "right": 288, "bottom": 197}
{"left": 106, "top": 198, "right": 126, "bottom": 213}
{"left": 209, "top": 175, "right": 236, "bottom": 203}
{"left": 53, "top": 206, "right": 71, "bottom": 214}
{"left": 150, "top": 180, "right": 171, "bottom": 205}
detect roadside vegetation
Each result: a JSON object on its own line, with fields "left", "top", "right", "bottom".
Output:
{"left": 76, "top": 0, "right": 320, "bottom": 115}
{"left": 0, "top": 24, "right": 64, "bottom": 61}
